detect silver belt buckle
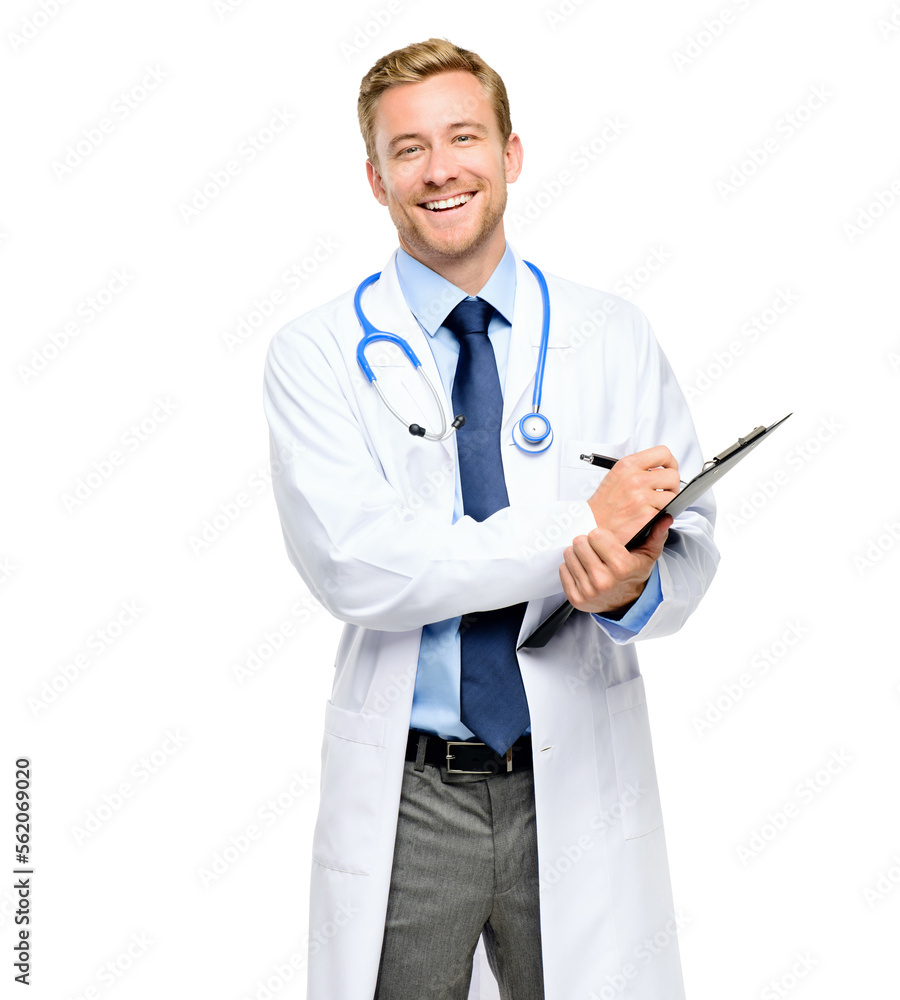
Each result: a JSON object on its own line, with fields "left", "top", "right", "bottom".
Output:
{"left": 445, "top": 741, "right": 514, "bottom": 774}
{"left": 445, "top": 740, "right": 491, "bottom": 774}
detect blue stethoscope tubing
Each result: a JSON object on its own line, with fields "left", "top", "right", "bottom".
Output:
{"left": 353, "top": 272, "right": 453, "bottom": 440}
{"left": 354, "top": 260, "right": 553, "bottom": 452}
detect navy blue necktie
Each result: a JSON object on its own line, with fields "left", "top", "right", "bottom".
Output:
{"left": 444, "top": 298, "right": 530, "bottom": 756}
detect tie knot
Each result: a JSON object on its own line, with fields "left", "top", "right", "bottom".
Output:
{"left": 443, "top": 298, "right": 495, "bottom": 340}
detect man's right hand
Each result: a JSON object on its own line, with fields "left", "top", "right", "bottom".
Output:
{"left": 586, "top": 445, "right": 680, "bottom": 545}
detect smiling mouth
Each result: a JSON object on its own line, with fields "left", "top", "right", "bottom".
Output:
{"left": 419, "top": 192, "right": 475, "bottom": 212}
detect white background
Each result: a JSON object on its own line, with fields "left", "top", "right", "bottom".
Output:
{"left": 3, "top": 0, "right": 899, "bottom": 997}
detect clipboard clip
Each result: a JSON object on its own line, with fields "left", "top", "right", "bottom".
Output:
{"left": 701, "top": 425, "right": 766, "bottom": 471}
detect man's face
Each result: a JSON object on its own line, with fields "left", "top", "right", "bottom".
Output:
{"left": 366, "top": 70, "right": 523, "bottom": 270}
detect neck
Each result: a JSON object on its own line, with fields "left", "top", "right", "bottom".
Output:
{"left": 399, "top": 229, "right": 506, "bottom": 296}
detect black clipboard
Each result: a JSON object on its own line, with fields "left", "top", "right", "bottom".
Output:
{"left": 519, "top": 414, "right": 792, "bottom": 649}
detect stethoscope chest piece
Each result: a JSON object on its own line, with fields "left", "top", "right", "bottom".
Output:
{"left": 512, "top": 412, "right": 553, "bottom": 453}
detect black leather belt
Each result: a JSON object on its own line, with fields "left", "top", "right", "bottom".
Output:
{"left": 405, "top": 728, "right": 533, "bottom": 774}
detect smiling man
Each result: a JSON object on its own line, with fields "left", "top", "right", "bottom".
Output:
{"left": 263, "top": 38, "right": 718, "bottom": 1000}
{"left": 364, "top": 68, "right": 519, "bottom": 293}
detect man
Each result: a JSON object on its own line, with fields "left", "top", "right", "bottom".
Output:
{"left": 263, "top": 37, "right": 718, "bottom": 1000}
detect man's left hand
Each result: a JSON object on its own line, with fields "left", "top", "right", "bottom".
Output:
{"left": 559, "top": 515, "right": 673, "bottom": 617}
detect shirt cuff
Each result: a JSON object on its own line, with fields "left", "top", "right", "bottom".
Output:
{"left": 590, "top": 562, "right": 662, "bottom": 641}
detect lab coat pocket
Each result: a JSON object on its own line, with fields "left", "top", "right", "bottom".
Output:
{"left": 559, "top": 437, "right": 632, "bottom": 503}
{"left": 606, "top": 675, "right": 664, "bottom": 839}
{"left": 312, "top": 701, "right": 387, "bottom": 875}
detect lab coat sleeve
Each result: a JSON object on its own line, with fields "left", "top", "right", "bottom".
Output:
{"left": 591, "top": 310, "right": 720, "bottom": 645}
{"left": 262, "top": 307, "right": 597, "bottom": 632}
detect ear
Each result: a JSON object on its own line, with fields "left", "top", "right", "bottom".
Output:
{"left": 366, "top": 160, "right": 389, "bottom": 206}
{"left": 503, "top": 132, "right": 524, "bottom": 184}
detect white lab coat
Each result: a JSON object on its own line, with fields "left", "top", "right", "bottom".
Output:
{"left": 262, "top": 246, "right": 719, "bottom": 1000}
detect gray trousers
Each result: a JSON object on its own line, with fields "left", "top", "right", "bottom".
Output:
{"left": 374, "top": 756, "right": 545, "bottom": 1000}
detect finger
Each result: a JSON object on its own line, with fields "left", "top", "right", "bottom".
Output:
{"left": 640, "top": 490, "right": 678, "bottom": 512}
{"left": 574, "top": 532, "right": 618, "bottom": 597}
{"left": 560, "top": 552, "right": 611, "bottom": 611}
{"left": 584, "top": 528, "right": 633, "bottom": 580}
{"left": 558, "top": 560, "right": 581, "bottom": 604}
{"left": 563, "top": 538, "right": 595, "bottom": 596}
{"left": 583, "top": 526, "right": 619, "bottom": 562}
{"left": 640, "top": 466, "right": 682, "bottom": 494}
{"left": 627, "top": 445, "right": 678, "bottom": 471}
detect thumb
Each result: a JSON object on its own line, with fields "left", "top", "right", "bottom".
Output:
{"left": 635, "top": 514, "right": 673, "bottom": 560}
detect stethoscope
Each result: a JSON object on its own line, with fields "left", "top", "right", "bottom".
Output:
{"left": 354, "top": 260, "right": 553, "bottom": 454}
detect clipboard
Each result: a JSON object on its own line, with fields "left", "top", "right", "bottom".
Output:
{"left": 518, "top": 413, "right": 792, "bottom": 649}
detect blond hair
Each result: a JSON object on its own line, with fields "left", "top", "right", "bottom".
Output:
{"left": 358, "top": 38, "right": 512, "bottom": 165}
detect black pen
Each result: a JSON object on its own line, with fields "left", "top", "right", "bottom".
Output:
{"left": 581, "top": 451, "right": 687, "bottom": 487}
{"left": 580, "top": 452, "right": 619, "bottom": 470}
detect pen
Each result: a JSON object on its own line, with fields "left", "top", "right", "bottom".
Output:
{"left": 581, "top": 451, "right": 688, "bottom": 487}
{"left": 580, "top": 452, "right": 618, "bottom": 470}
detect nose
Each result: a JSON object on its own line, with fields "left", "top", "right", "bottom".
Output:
{"left": 422, "top": 143, "right": 459, "bottom": 188}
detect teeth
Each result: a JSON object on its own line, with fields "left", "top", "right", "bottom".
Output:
{"left": 423, "top": 193, "right": 473, "bottom": 211}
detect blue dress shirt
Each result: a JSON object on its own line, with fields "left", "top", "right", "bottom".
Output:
{"left": 395, "top": 245, "right": 662, "bottom": 740}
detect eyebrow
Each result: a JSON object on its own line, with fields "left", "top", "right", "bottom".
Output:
{"left": 386, "top": 121, "right": 490, "bottom": 153}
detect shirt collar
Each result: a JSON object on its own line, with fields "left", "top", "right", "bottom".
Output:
{"left": 395, "top": 243, "right": 517, "bottom": 337}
